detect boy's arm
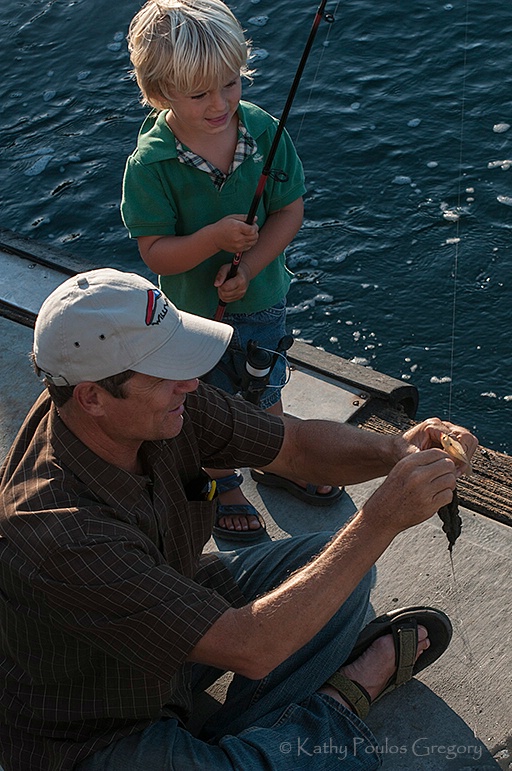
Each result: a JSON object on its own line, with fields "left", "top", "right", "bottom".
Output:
{"left": 138, "top": 215, "right": 259, "bottom": 276}
{"left": 214, "top": 196, "right": 304, "bottom": 304}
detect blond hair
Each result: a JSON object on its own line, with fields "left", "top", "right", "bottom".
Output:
{"left": 128, "top": 0, "right": 253, "bottom": 109}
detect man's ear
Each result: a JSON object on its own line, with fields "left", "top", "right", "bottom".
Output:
{"left": 72, "top": 382, "right": 109, "bottom": 416}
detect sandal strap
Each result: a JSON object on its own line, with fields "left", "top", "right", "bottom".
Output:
{"left": 394, "top": 620, "right": 418, "bottom": 686}
{"left": 216, "top": 503, "right": 262, "bottom": 520}
{"left": 215, "top": 471, "right": 244, "bottom": 495}
{"left": 324, "top": 672, "right": 371, "bottom": 720}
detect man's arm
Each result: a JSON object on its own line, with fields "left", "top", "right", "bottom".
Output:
{"left": 188, "top": 417, "right": 477, "bottom": 678}
{"left": 189, "top": 447, "right": 456, "bottom": 677}
{"left": 265, "top": 414, "right": 476, "bottom": 488}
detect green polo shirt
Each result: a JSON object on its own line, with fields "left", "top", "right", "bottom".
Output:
{"left": 121, "top": 101, "right": 306, "bottom": 317}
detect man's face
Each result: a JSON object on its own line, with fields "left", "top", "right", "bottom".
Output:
{"left": 104, "top": 372, "right": 199, "bottom": 442}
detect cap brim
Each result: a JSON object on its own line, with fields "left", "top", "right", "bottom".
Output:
{"left": 130, "top": 310, "right": 233, "bottom": 381}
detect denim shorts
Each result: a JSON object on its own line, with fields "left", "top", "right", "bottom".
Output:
{"left": 201, "top": 299, "right": 288, "bottom": 410}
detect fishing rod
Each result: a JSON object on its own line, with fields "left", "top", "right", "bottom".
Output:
{"left": 213, "top": 0, "right": 335, "bottom": 322}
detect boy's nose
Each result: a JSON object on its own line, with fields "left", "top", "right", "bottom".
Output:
{"left": 210, "top": 90, "right": 227, "bottom": 111}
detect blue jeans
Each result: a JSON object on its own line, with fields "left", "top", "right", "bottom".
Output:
{"left": 77, "top": 534, "right": 381, "bottom": 770}
{"left": 201, "top": 300, "right": 288, "bottom": 410}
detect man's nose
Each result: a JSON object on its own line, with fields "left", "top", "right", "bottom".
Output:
{"left": 175, "top": 378, "right": 199, "bottom": 394}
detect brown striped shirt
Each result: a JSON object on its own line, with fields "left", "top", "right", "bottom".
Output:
{"left": 0, "top": 382, "right": 283, "bottom": 770}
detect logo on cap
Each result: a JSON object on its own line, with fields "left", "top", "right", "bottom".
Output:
{"left": 145, "top": 289, "right": 169, "bottom": 326}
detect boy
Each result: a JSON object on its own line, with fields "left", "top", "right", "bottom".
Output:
{"left": 121, "top": 0, "right": 342, "bottom": 540}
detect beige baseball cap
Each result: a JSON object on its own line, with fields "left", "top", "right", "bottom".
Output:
{"left": 33, "top": 268, "right": 233, "bottom": 386}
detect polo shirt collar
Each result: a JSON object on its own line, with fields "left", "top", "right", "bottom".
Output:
{"left": 135, "top": 100, "right": 275, "bottom": 165}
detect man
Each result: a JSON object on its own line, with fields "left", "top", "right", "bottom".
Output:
{"left": 0, "top": 268, "right": 476, "bottom": 771}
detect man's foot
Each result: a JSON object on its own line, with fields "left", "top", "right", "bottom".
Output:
{"left": 319, "top": 626, "right": 430, "bottom": 715}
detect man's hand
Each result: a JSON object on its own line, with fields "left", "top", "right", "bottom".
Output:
{"left": 401, "top": 417, "right": 478, "bottom": 478}
{"left": 363, "top": 448, "right": 458, "bottom": 536}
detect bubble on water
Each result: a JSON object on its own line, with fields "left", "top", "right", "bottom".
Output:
{"left": 107, "top": 42, "right": 122, "bottom": 52}
{"left": 286, "top": 299, "right": 316, "bottom": 315}
{"left": 401, "top": 374, "right": 411, "bottom": 380}
{"left": 488, "top": 159, "right": 512, "bottom": 170}
{"left": 427, "top": 161, "right": 438, "bottom": 168}
{"left": 442, "top": 209, "right": 460, "bottom": 221}
{"left": 407, "top": 118, "right": 421, "bottom": 127}
{"left": 248, "top": 15, "right": 269, "bottom": 26}
{"left": 314, "top": 293, "right": 333, "bottom": 304}
{"left": 504, "top": 395, "right": 512, "bottom": 402}
{"left": 77, "top": 70, "right": 91, "bottom": 81}
{"left": 250, "top": 48, "right": 269, "bottom": 62}
{"left": 497, "top": 195, "right": 512, "bottom": 206}
{"left": 444, "top": 4, "right": 453, "bottom": 9}
{"left": 351, "top": 356, "right": 370, "bottom": 366}
{"left": 430, "top": 376, "right": 452, "bottom": 384}
{"left": 393, "top": 175, "right": 412, "bottom": 185}
{"left": 445, "top": 237, "right": 461, "bottom": 245}
{"left": 24, "top": 154, "right": 53, "bottom": 176}
{"left": 466, "top": 187, "right": 475, "bottom": 193}
{"left": 113, "top": 31, "right": 124, "bottom": 42}
{"left": 481, "top": 391, "right": 497, "bottom": 398}
{"left": 353, "top": 331, "right": 361, "bottom": 341}
{"left": 43, "top": 90, "right": 56, "bottom": 101}
{"left": 293, "top": 336, "right": 314, "bottom": 346}
{"left": 493, "top": 123, "right": 510, "bottom": 133}
{"left": 351, "top": 102, "right": 361, "bottom": 111}
{"left": 329, "top": 336, "right": 338, "bottom": 343}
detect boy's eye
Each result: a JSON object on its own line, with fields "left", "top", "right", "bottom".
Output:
{"left": 191, "top": 92, "right": 207, "bottom": 100}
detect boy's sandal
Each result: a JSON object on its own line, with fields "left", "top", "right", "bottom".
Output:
{"left": 324, "top": 606, "right": 453, "bottom": 720}
{"left": 249, "top": 469, "right": 343, "bottom": 507}
{"left": 212, "top": 472, "right": 266, "bottom": 542}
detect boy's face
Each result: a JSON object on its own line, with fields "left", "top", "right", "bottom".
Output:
{"left": 166, "top": 72, "right": 242, "bottom": 140}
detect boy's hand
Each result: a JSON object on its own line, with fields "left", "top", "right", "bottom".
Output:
{"left": 214, "top": 261, "right": 252, "bottom": 303}
{"left": 212, "top": 215, "right": 259, "bottom": 254}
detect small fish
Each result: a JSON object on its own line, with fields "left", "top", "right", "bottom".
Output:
{"left": 438, "top": 488, "right": 462, "bottom": 552}
{"left": 440, "top": 433, "right": 472, "bottom": 475}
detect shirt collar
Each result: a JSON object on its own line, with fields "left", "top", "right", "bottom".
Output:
{"left": 175, "top": 121, "right": 256, "bottom": 190}
{"left": 134, "top": 101, "right": 274, "bottom": 166}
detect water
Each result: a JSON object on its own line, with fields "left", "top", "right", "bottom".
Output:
{"left": 1, "top": 0, "right": 511, "bottom": 452}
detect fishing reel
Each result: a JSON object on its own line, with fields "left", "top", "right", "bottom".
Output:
{"left": 240, "top": 335, "right": 294, "bottom": 405}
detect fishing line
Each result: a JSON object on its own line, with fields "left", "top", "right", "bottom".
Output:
{"left": 293, "top": 0, "right": 341, "bottom": 148}
{"left": 442, "top": 0, "right": 482, "bottom": 738}
{"left": 446, "top": 0, "right": 470, "bottom": 423}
